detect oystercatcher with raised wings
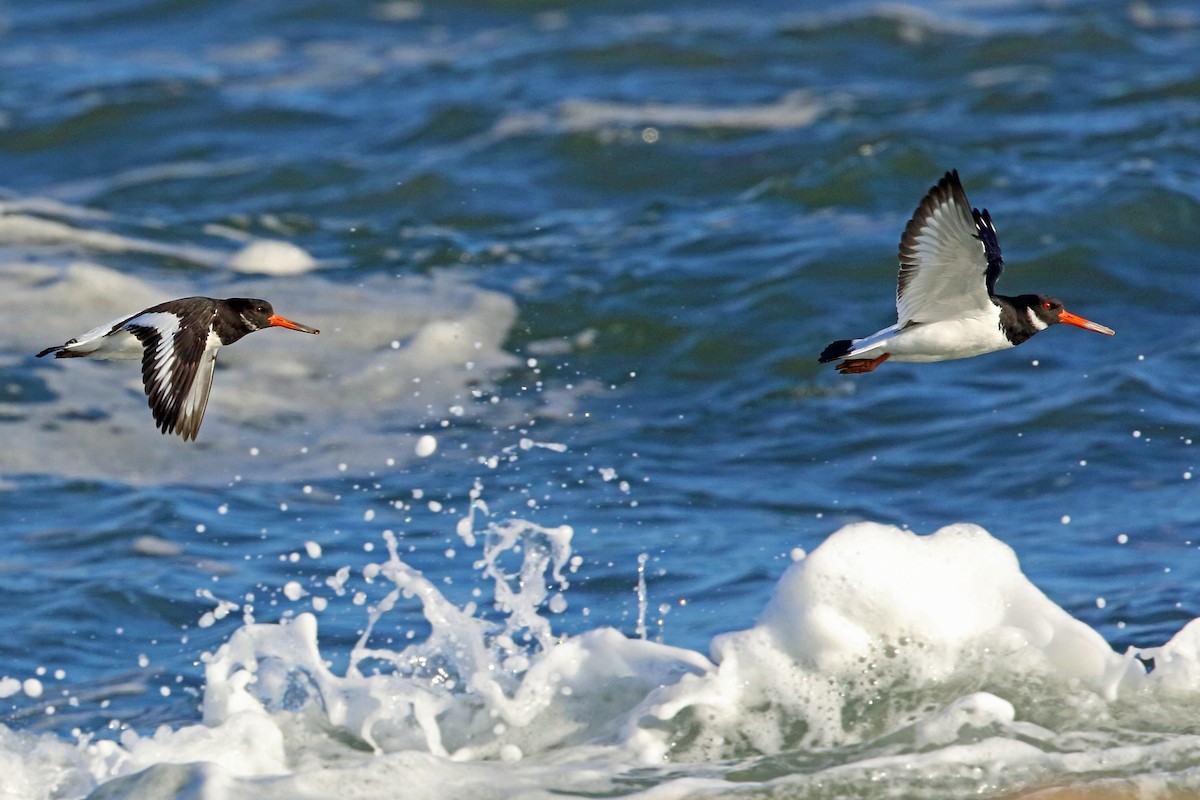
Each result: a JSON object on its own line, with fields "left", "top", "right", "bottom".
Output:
{"left": 37, "top": 297, "right": 319, "bottom": 440}
{"left": 819, "top": 170, "right": 1114, "bottom": 374}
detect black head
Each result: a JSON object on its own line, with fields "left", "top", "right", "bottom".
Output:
{"left": 224, "top": 298, "right": 275, "bottom": 330}
{"left": 1013, "top": 294, "right": 1114, "bottom": 336}
{"left": 224, "top": 298, "right": 320, "bottom": 335}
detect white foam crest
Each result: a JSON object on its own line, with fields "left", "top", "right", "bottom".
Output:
{"left": 44, "top": 159, "right": 257, "bottom": 205}
{"left": 760, "top": 522, "right": 1128, "bottom": 685}
{"left": 1141, "top": 618, "right": 1200, "bottom": 688}
{"left": 625, "top": 523, "right": 1149, "bottom": 762}
{"left": 0, "top": 724, "right": 94, "bottom": 799}
{"left": 0, "top": 213, "right": 228, "bottom": 267}
{"left": 782, "top": 2, "right": 986, "bottom": 41}
{"left": 0, "top": 190, "right": 315, "bottom": 276}
{"left": 0, "top": 195, "right": 114, "bottom": 222}
{"left": 494, "top": 90, "right": 827, "bottom": 138}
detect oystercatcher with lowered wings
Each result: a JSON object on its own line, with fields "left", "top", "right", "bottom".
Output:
{"left": 37, "top": 297, "right": 319, "bottom": 441}
{"left": 819, "top": 170, "right": 1114, "bottom": 374}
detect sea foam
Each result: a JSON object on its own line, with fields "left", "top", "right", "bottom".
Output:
{"left": 8, "top": 521, "right": 1200, "bottom": 798}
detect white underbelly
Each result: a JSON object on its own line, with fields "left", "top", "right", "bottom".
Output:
{"left": 856, "top": 317, "right": 1012, "bottom": 363}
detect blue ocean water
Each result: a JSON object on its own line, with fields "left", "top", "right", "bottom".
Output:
{"left": 2, "top": 1, "right": 1200, "bottom": 797}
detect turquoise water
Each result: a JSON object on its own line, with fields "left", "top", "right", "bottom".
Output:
{"left": 2, "top": 1, "right": 1200, "bottom": 797}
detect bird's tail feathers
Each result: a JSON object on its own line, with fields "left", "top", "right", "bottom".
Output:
{"left": 818, "top": 339, "right": 856, "bottom": 363}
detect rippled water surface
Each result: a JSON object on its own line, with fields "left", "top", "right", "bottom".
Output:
{"left": 2, "top": 1, "right": 1200, "bottom": 798}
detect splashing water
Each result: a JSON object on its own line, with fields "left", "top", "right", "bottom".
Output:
{"left": 18, "top": 519, "right": 1200, "bottom": 798}
{"left": 635, "top": 552, "right": 650, "bottom": 641}
{"left": 195, "top": 511, "right": 577, "bottom": 760}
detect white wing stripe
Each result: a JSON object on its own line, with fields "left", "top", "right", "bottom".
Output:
{"left": 175, "top": 330, "right": 221, "bottom": 439}
{"left": 126, "top": 312, "right": 182, "bottom": 404}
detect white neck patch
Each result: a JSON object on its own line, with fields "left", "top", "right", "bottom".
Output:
{"left": 1025, "top": 307, "right": 1050, "bottom": 331}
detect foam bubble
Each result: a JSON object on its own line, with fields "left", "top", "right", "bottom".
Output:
{"left": 227, "top": 240, "right": 318, "bottom": 275}
{"left": 130, "top": 536, "right": 184, "bottom": 557}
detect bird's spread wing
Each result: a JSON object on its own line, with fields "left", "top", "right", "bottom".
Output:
{"left": 125, "top": 311, "right": 217, "bottom": 441}
{"left": 895, "top": 170, "right": 999, "bottom": 326}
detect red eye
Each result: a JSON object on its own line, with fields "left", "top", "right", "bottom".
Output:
{"left": 1042, "top": 301, "right": 1052, "bottom": 309}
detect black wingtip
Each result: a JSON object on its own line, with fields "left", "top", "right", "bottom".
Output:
{"left": 938, "top": 169, "right": 963, "bottom": 194}
{"left": 819, "top": 339, "right": 854, "bottom": 364}
{"left": 971, "top": 205, "right": 1004, "bottom": 295}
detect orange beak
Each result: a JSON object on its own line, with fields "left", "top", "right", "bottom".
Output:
{"left": 1057, "top": 309, "right": 1114, "bottom": 336}
{"left": 267, "top": 314, "right": 320, "bottom": 335}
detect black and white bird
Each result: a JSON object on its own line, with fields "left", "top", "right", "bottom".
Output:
{"left": 819, "top": 170, "right": 1114, "bottom": 374}
{"left": 37, "top": 297, "right": 319, "bottom": 440}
